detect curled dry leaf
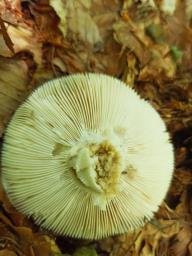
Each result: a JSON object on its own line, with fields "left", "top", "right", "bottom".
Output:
{"left": 16, "top": 228, "right": 51, "bottom": 256}
{"left": 0, "top": 58, "right": 29, "bottom": 136}
{"left": 0, "top": 33, "right": 12, "bottom": 57}
{"left": 0, "top": 182, "right": 26, "bottom": 227}
{"left": 0, "top": 23, "right": 42, "bottom": 65}
{"left": 7, "top": 25, "right": 42, "bottom": 65}
{"left": 0, "top": 250, "right": 17, "bottom": 256}
{"left": 0, "top": 1, "right": 42, "bottom": 64}
{"left": 170, "top": 223, "right": 192, "bottom": 256}
{"left": 50, "top": 0, "right": 102, "bottom": 46}
{"left": 0, "top": 0, "right": 21, "bottom": 13}
{"left": 139, "top": 46, "right": 176, "bottom": 80}
{"left": 51, "top": 0, "right": 122, "bottom": 76}
{"left": 99, "top": 237, "right": 115, "bottom": 253}
{"left": 49, "top": 0, "right": 67, "bottom": 37}
{"left": 133, "top": 220, "right": 180, "bottom": 255}
{"left": 0, "top": 16, "right": 14, "bottom": 55}
{"left": 113, "top": 20, "right": 150, "bottom": 65}
{"left": 0, "top": 219, "right": 52, "bottom": 256}
{"left": 122, "top": 54, "right": 139, "bottom": 87}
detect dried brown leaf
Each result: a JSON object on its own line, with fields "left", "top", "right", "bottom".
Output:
{"left": 0, "top": 16, "right": 14, "bottom": 54}
{"left": 0, "top": 250, "right": 17, "bottom": 256}
{"left": 50, "top": 0, "right": 102, "bottom": 46}
{"left": 133, "top": 220, "right": 180, "bottom": 255}
{"left": 113, "top": 21, "right": 150, "bottom": 65}
{"left": 7, "top": 25, "right": 42, "bottom": 64}
{"left": 170, "top": 224, "right": 192, "bottom": 256}
{"left": 0, "top": 58, "right": 29, "bottom": 136}
{"left": 139, "top": 45, "right": 176, "bottom": 80}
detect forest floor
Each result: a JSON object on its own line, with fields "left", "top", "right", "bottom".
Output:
{"left": 0, "top": 0, "right": 192, "bottom": 255}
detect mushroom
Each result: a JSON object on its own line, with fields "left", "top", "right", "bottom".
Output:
{"left": 1, "top": 73, "right": 174, "bottom": 239}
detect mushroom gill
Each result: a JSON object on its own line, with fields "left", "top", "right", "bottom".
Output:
{"left": 1, "top": 73, "right": 174, "bottom": 239}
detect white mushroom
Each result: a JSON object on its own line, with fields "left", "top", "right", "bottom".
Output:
{"left": 1, "top": 73, "right": 174, "bottom": 239}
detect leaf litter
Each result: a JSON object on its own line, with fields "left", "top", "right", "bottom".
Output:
{"left": 0, "top": 0, "right": 192, "bottom": 255}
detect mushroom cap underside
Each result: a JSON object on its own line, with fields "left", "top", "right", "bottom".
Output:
{"left": 1, "top": 73, "right": 174, "bottom": 239}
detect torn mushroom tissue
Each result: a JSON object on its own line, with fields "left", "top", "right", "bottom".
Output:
{"left": 68, "top": 128, "right": 127, "bottom": 210}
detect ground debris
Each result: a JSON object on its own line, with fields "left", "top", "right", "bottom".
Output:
{"left": 0, "top": 0, "right": 192, "bottom": 255}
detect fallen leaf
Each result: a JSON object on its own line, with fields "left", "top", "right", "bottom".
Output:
{"left": 133, "top": 220, "right": 180, "bottom": 255}
{"left": 139, "top": 45, "right": 176, "bottom": 80}
{"left": 0, "top": 16, "right": 14, "bottom": 54}
{"left": 0, "top": 57, "right": 29, "bottom": 136}
{"left": 113, "top": 20, "right": 150, "bottom": 65}
{"left": 50, "top": 0, "right": 102, "bottom": 46}
{"left": 0, "top": 250, "right": 17, "bottom": 256}
{"left": 50, "top": 0, "right": 67, "bottom": 37}
{"left": 170, "top": 224, "right": 192, "bottom": 256}
{"left": 7, "top": 25, "right": 42, "bottom": 64}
